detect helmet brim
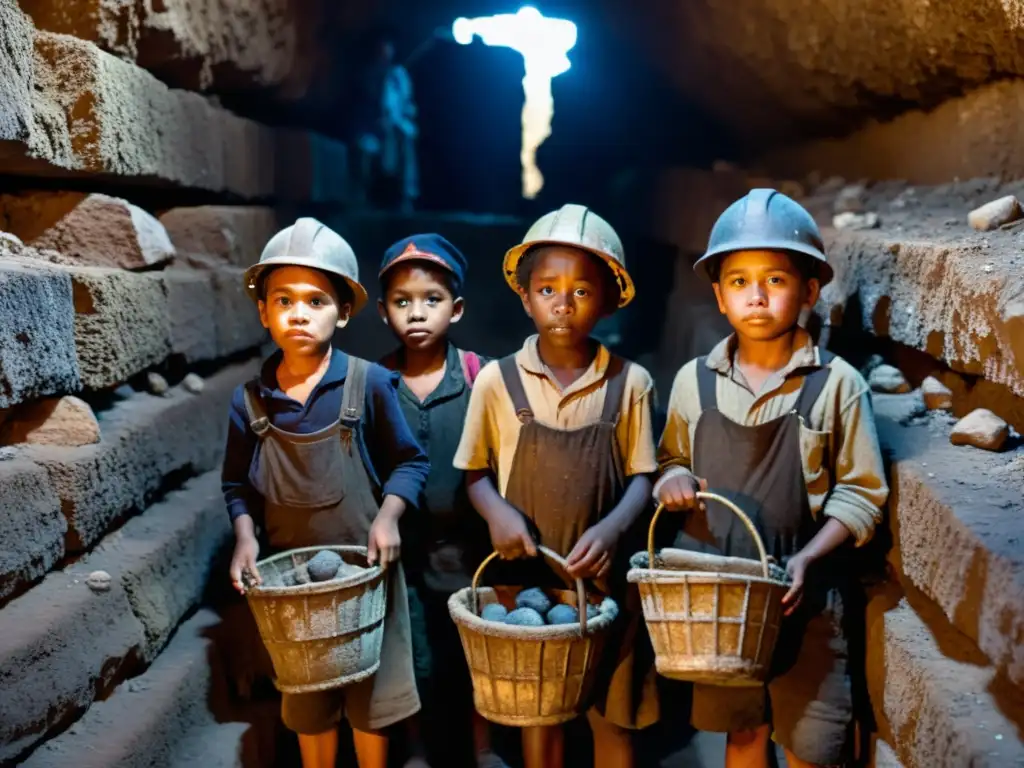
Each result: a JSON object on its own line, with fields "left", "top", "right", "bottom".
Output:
{"left": 244, "top": 257, "right": 369, "bottom": 315}
{"left": 693, "top": 240, "right": 834, "bottom": 287}
{"left": 502, "top": 240, "right": 636, "bottom": 308}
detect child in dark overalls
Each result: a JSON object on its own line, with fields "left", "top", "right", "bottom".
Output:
{"left": 221, "top": 218, "right": 429, "bottom": 768}
{"left": 375, "top": 234, "right": 501, "bottom": 768}
{"left": 655, "top": 190, "right": 889, "bottom": 768}
{"left": 454, "top": 204, "right": 660, "bottom": 768}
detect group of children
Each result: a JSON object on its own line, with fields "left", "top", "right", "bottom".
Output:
{"left": 222, "top": 190, "right": 889, "bottom": 768}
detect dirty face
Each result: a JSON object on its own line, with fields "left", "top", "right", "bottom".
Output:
{"left": 712, "top": 250, "right": 819, "bottom": 341}
{"left": 520, "top": 246, "right": 609, "bottom": 349}
{"left": 378, "top": 263, "right": 462, "bottom": 352}
{"left": 258, "top": 266, "right": 351, "bottom": 354}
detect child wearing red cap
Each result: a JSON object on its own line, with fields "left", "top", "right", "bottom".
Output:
{"left": 377, "top": 234, "right": 499, "bottom": 768}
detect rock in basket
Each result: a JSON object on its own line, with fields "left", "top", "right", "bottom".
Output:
{"left": 245, "top": 545, "right": 387, "bottom": 694}
{"left": 448, "top": 546, "right": 618, "bottom": 726}
{"left": 628, "top": 493, "right": 789, "bottom": 687}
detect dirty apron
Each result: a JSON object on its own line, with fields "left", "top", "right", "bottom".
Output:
{"left": 681, "top": 351, "right": 856, "bottom": 766}
{"left": 490, "top": 354, "right": 659, "bottom": 731}
{"left": 243, "top": 356, "right": 420, "bottom": 734}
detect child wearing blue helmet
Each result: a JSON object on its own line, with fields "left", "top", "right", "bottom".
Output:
{"left": 655, "top": 190, "right": 889, "bottom": 768}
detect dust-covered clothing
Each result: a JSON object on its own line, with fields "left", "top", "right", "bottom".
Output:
{"left": 454, "top": 337, "right": 660, "bottom": 730}
{"left": 221, "top": 349, "right": 427, "bottom": 733}
{"left": 655, "top": 332, "right": 887, "bottom": 764}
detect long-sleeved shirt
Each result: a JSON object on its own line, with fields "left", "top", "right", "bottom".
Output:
{"left": 655, "top": 332, "right": 888, "bottom": 546}
{"left": 221, "top": 348, "right": 429, "bottom": 524}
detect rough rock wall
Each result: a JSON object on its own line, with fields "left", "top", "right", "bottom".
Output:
{"left": 0, "top": 1, "right": 342, "bottom": 764}
{"left": 606, "top": 0, "right": 1024, "bottom": 150}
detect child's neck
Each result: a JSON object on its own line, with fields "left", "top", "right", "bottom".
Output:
{"left": 399, "top": 340, "right": 447, "bottom": 376}
{"left": 733, "top": 327, "right": 808, "bottom": 392}
{"left": 537, "top": 336, "right": 597, "bottom": 389}
{"left": 276, "top": 344, "right": 333, "bottom": 404}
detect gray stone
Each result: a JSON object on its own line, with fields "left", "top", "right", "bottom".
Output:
{"left": 0, "top": 258, "right": 80, "bottom": 408}
{"left": 306, "top": 550, "right": 344, "bottom": 582}
{"left": 147, "top": 372, "right": 169, "bottom": 396}
{"left": 86, "top": 570, "right": 111, "bottom": 592}
{"left": 480, "top": 603, "right": 509, "bottom": 622}
{"left": 505, "top": 607, "right": 545, "bottom": 627}
{"left": 0, "top": 459, "right": 65, "bottom": 603}
{"left": 950, "top": 409, "right": 1010, "bottom": 451}
{"left": 832, "top": 211, "right": 879, "bottom": 230}
{"left": 546, "top": 604, "right": 579, "bottom": 626}
{"left": 921, "top": 376, "right": 953, "bottom": 411}
{"left": 869, "top": 364, "right": 910, "bottom": 394}
{"left": 834, "top": 183, "right": 867, "bottom": 214}
{"left": 0, "top": 0, "right": 33, "bottom": 143}
{"left": 182, "top": 373, "right": 204, "bottom": 394}
{"left": 968, "top": 195, "right": 1022, "bottom": 231}
{"left": 26, "top": 360, "right": 257, "bottom": 552}
{"left": 515, "top": 587, "right": 552, "bottom": 615}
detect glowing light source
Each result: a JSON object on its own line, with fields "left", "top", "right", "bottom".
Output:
{"left": 452, "top": 7, "right": 577, "bottom": 198}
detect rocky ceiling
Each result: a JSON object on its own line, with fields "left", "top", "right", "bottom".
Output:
{"left": 601, "top": 0, "right": 1024, "bottom": 152}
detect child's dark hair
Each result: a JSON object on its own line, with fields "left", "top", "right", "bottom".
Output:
{"left": 707, "top": 250, "right": 819, "bottom": 283}
{"left": 379, "top": 260, "right": 459, "bottom": 298}
{"left": 516, "top": 245, "right": 621, "bottom": 310}
{"left": 257, "top": 266, "right": 354, "bottom": 307}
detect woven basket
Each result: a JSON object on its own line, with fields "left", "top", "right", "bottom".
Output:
{"left": 245, "top": 546, "right": 387, "bottom": 694}
{"left": 628, "top": 493, "right": 789, "bottom": 687}
{"left": 448, "top": 546, "right": 618, "bottom": 726}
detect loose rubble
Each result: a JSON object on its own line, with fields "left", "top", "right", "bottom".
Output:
{"left": 921, "top": 376, "right": 953, "bottom": 411}
{"left": 833, "top": 211, "right": 880, "bottom": 230}
{"left": 869, "top": 364, "right": 911, "bottom": 394}
{"left": 86, "top": 571, "right": 111, "bottom": 593}
{"left": 146, "top": 373, "right": 169, "bottom": 396}
{"left": 968, "top": 195, "right": 1022, "bottom": 231}
{"left": 950, "top": 408, "right": 1010, "bottom": 451}
{"left": 181, "top": 373, "right": 204, "bottom": 394}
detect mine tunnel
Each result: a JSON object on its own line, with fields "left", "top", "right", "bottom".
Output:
{"left": 0, "top": 0, "right": 1022, "bottom": 766}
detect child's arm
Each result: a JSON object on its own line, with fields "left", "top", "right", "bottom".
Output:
{"left": 221, "top": 387, "right": 263, "bottom": 593}
{"left": 363, "top": 365, "right": 430, "bottom": 567}
{"left": 785, "top": 379, "right": 889, "bottom": 613}
{"left": 454, "top": 363, "right": 537, "bottom": 559}
{"left": 654, "top": 363, "right": 706, "bottom": 511}
{"left": 566, "top": 474, "right": 651, "bottom": 579}
{"left": 466, "top": 470, "right": 537, "bottom": 559}
{"left": 567, "top": 366, "right": 658, "bottom": 579}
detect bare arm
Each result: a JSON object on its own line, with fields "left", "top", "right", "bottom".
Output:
{"left": 467, "top": 470, "right": 536, "bottom": 559}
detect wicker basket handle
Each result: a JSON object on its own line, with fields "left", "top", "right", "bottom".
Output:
{"left": 648, "top": 492, "right": 771, "bottom": 579}
{"left": 471, "top": 545, "right": 588, "bottom": 635}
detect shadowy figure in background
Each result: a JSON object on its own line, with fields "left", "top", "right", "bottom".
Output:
{"left": 353, "top": 30, "right": 420, "bottom": 213}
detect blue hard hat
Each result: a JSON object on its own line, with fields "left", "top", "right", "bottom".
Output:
{"left": 694, "top": 188, "right": 833, "bottom": 285}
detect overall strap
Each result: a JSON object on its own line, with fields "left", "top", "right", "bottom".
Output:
{"left": 599, "top": 356, "right": 629, "bottom": 424}
{"left": 696, "top": 357, "right": 718, "bottom": 412}
{"left": 498, "top": 354, "right": 532, "bottom": 423}
{"left": 242, "top": 379, "right": 271, "bottom": 437}
{"left": 340, "top": 356, "right": 369, "bottom": 425}
{"left": 792, "top": 349, "right": 835, "bottom": 425}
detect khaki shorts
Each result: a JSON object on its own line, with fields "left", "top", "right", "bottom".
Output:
{"left": 691, "top": 587, "right": 855, "bottom": 766}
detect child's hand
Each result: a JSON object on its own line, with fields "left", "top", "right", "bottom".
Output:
{"left": 566, "top": 521, "right": 617, "bottom": 580}
{"left": 488, "top": 503, "right": 537, "bottom": 560}
{"left": 230, "top": 536, "right": 261, "bottom": 594}
{"left": 368, "top": 513, "right": 401, "bottom": 568}
{"left": 782, "top": 550, "right": 812, "bottom": 616}
{"left": 656, "top": 471, "right": 707, "bottom": 512}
